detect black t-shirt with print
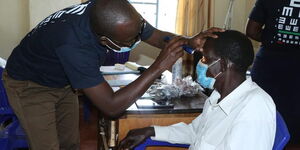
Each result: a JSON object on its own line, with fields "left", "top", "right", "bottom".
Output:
{"left": 249, "top": 0, "right": 300, "bottom": 52}
{"left": 6, "top": 0, "right": 155, "bottom": 89}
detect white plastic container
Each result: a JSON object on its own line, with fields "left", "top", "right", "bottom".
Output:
{"left": 172, "top": 57, "right": 182, "bottom": 84}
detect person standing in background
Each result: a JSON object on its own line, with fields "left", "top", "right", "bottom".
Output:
{"left": 246, "top": 0, "right": 300, "bottom": 144}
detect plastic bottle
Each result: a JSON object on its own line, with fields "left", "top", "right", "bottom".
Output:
{"left": 172, "top": 57, "right": 182, "bottom": 84}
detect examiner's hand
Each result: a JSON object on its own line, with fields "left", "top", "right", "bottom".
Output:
{"left": 152, "top": 36, "right": 185, "bottom": 71}
{"left": 188, "top": 27, "right": 225, "bottom": 51}
{"left": 118, "top": 127, "right": 155, "bottom": 150}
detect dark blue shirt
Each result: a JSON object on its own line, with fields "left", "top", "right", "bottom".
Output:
{"left": 6, "top": 1, "right": 155, "bottom": 89}
{"left": 249, "top": 0, "right": 300, "bottom": 53}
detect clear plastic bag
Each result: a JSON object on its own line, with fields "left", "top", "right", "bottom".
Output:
{"left": 148, "top": 76, "right": 203, "bottom": 100}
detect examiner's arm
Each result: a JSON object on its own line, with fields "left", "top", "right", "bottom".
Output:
{"left": 144, "top": 28, "right": 175, "bottom": 49}
{"left": 83, "top": 27, "right": 223, "bottom": 118}
{"left": 83, "top": 37, "right": 185, "bottom": 118}
{"left": 145, "top": 27, "right": 224, "bottom": 50}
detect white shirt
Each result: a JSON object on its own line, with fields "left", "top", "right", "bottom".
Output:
{"left": 152, "top": 78, "right": 276, "bottom": 150}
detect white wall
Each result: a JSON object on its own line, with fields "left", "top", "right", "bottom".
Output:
{"left": 0, "top": 0, "right": 80, "bottom": 60}
{"left": 0, "top": 0, "right": 29, "bottom": 59}
{"left": 214, "top": 0, "right": 249, "bottom": 32}
{"left": 29, "top": 0, "right": 81, "bottom": 29}
{"left": 214, "top": 0, "right": 260, "bottom": 51}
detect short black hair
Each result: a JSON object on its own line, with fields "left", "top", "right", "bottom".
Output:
{"left": 210, "top": 30, "right": 254, "bottom": 73}
{"left": 90, "top": 0, "right": 139, "bottom": 37}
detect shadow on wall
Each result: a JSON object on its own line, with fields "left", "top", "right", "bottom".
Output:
{"left": 129, "top": 42, "right": 160, "bottom": 66}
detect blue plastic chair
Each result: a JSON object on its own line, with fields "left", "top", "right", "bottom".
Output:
{"left": 0, "top": 67, "right": 29, "bottom": 149}
{"left": 134, "top": 111, "right": 290, "bottom": 150}
{"left": 0, "top": 70, "right": 14, "bottom": 115}
{"left": 273, "top": 111, "right": 290, "bottom": 150}
{"left": 134, "top": 138, "right": 189, "bottom": 150}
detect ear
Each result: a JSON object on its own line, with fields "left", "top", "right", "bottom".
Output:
{"left": 220, "top": 59, "right": 230, "bottom": 72}
{"left": 99, "top": 36, "right": 107, "bottom": 46}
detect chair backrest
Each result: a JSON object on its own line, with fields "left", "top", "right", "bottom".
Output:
{"left": 0, "top": 67, "right": 29, "bottom": 149}
{"left": 272, "top": 111, "right": 290, "bottom": 150}
{"left": 0, "top": 67, "right": 5, "bottom": 91}
{"left": 0, "top": 67, "right": 14, "bottom": 115}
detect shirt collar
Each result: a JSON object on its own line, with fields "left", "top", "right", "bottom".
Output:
{"left": 208, "top": 77, "right": 254, "bottom": 116}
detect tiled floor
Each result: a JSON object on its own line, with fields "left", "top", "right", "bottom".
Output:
{"left": 79, "top": 102, "right": 300, "bottom": 150}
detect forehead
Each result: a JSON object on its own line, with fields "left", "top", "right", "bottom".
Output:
{"left": 202, "top": 39, "right": 217, "bottom": 58}
{"left": 112, "top": 17, "right": 142, "bottom": 42}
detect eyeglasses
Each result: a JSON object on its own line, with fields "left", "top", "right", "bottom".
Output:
{"left": 104, "top": 20, "right": 146, "bottom": 50}
{"left": 105, "top": 36, "right": 141, "bottom": 50}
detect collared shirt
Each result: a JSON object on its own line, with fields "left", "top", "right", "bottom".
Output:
{"left": 152, "top": 77, "right": 276, "bottom": 150}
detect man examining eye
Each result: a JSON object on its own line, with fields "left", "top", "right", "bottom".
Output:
{"left": 2, "top": 0, "right": 222, "bottom": 149}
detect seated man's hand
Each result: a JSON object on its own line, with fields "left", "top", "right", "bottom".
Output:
{"left": 188, "top": 27, "right": 225, "bottom": 51}
{"left": 118, "top": 127, "right": 155, "bottom": 150}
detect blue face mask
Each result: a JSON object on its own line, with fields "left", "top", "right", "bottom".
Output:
{"left": 196, "top": 59, "right": 221, "bottom": 89}
{"left": 105, "top": 37, "right": 141, "bottom": 53}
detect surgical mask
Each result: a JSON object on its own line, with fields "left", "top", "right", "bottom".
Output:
{"left": 196, "top": 59, "right": 222, "bottom": 89}
{"left": 105, "top": 37, "right": 141, "bottom": 53}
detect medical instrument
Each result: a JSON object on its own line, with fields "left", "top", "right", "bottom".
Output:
{"left": 164, "top": 36, "right": 195, "bottom": 54}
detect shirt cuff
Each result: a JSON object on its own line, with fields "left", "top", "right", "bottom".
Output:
{"left": 150, "top": 125, "right": 170, "bottom": 141}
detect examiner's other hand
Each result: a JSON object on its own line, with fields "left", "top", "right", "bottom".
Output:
{"left": 118, "top": 127, "right": 155, "bottom": 150}
{"left": 152, "top": 36, "right": 185, "bottom": 71}
{"left": 188, "top": 27, "right": 225, "bottom": 51}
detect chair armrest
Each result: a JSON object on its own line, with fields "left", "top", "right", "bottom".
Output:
{"left": 134, "top": 138, "right": 189, "bottom": 150}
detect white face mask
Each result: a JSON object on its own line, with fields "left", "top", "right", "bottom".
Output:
{"left": 105, "top": 37, "right": 141, "bottom": 53}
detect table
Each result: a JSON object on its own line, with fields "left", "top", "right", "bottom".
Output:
{"left": 99, "top": 73, "right": 206, "bottom": 150}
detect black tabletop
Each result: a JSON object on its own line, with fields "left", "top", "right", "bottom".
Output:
{"left": 126, "top": 92, "right": 207, "bottom": 114}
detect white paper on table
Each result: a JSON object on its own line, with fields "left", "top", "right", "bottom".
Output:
{"left": 107, "top": 80, "right": 134, "bottom": 87}
{"left": 100, "top": 66, "right": 139, "bottom": 75}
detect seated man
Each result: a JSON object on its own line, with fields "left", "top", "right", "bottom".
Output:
{"left": 119, "top": 30, "right": 276, "bottom": 150}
